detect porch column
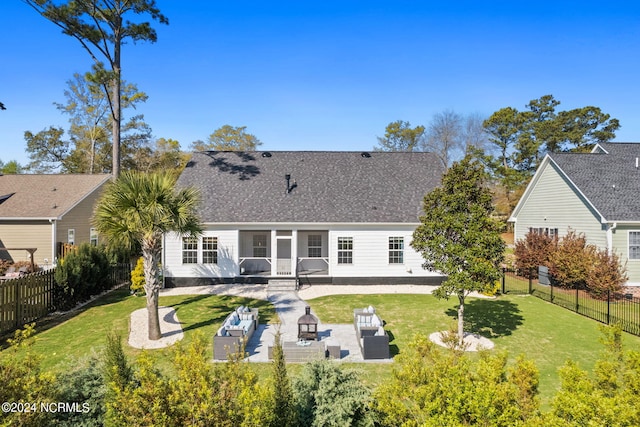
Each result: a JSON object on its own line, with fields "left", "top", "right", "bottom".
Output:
{"left": 270, "top": 229, "right": 278, "bottom": 276}
{"left": 291, "top": 229, "right": 298, "bottom": 276}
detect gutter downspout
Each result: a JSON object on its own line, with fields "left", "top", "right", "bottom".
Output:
{"left": 606, "top": 222, "right": 617, "bottom": 255}
{"left": 49, "top": 219, "right": 57, "bottom": 267}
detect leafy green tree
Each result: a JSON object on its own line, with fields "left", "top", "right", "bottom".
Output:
{"left": 132, "top": 137, "right": 189, "bottom": 175}
{"left": 374, "top": 120, "right": 425, "bottom": 152}
{"left": 375, "top": 334, "right": 539, "bottom": 426}
{"left": 25, "top": 0, "right": 168, "bottom": 178}
{"left": 191, "top": 125, "right": 262, "bottom": 151}
{"left": 0, "top": 159, "right": 24, "bottom": 174}
{"left": 292, "top": 360, "right": 374, "bottom": 427}
{"left": 412, "top": 155, "right": 505, "bottom": 344}
{"left": 93, "top": 171, "right": 202, "bottom": 340}
{"left": 25, "top": 69, "right": 151, "bottom": 174}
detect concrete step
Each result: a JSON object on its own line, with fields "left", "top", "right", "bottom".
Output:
{"left": 267, "top": 279, "right": 298, "bottom": 292}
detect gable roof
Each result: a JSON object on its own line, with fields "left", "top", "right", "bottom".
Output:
{"left": 511, "top": 142, "right": 640, "bottom": 223}
{"left": 177, "top": 151, "right": 444, "bottom": 223}
{"left": 0, "top": 174, "right": 111, "bottom": 220}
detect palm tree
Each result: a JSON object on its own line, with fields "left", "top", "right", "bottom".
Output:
{"left": 94, "top": 171, "right": 202, "bottom": 340}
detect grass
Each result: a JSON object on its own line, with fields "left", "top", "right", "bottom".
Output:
{"left": 1, "top": 289, "right": 277, "bottom": 373}
{"left": 3, "top": 289, "right": 640, "bottom": 407}
{"left": 308, "top": 293, "right": 640, "bottom": 405}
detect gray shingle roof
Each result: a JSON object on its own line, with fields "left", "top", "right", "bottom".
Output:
{"left": 550, "top": 142, "right": 640, "bottom": 221}
{"left": 177, "top": 151, "right": 444, "bottom": 223}
{"left": 0, "top": 174, "right": 110, "bottom": 219}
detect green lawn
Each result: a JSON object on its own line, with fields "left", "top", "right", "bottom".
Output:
{"left": 3, "top": 289, "right": 640, "bottom": 406}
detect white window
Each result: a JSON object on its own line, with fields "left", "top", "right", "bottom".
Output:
{"left": 253, "top": 234, "right": 267, "bottom": 257}
{"left": 90, "top": 228, "right": 98, "bottom": 246}
{"left": 182, "top": 236, "right": 198, "bottom": 264}
{"left": 389, "top": 237, "right": 404, "bottom": 264}
{"left": 67, "top": 229, "right": 75, "bottom": 245}
{"left": 528, "top": 227, "right": 558, "bottom": 238}
{"left": 308, "top": 234, "right": 322, "bottom": 258}
{"left": 202, "top": 237, "right": 218, "bottom": 264}
{"left": 630, "top": 232, "right": 640, "bottom": 260}
{"left": 337, "top": 237, "right": 353, "bottom": 264}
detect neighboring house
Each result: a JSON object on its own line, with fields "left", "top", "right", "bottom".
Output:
{"left": 509, "top": 142, "right": 640, "bottom": 285}
{"left": 163, "top": 151, "right": 446, "bottom": 287}
{"left": 0, "top": 174, "right": 111, "bottom": 268}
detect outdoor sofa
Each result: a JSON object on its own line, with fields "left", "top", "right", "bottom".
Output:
{"left": 213, "top": 305, "right": 259, "bottom": 360}
{"left": 353, "top": 305, "right": 390, "bottom": 359}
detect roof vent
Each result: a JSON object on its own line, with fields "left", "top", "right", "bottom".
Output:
{"left": 361, "top": 152, "right": 371, "bottom": 158}
{"left": 262, "top": 152, "right": 272, "bottom": 158}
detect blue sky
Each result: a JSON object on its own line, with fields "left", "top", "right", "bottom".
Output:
{"left": 2, "top": 1, "right": 640, "bottom": 167}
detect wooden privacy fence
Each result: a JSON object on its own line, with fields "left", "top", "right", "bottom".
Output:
{"left": 502, "top": 268, "right": 640, "bottom": 336}
{"left": 0, "top": 264, "right": 130, "bottom": 336}
{"left": 0, "top": 269, "right": 56, "bottom": 335}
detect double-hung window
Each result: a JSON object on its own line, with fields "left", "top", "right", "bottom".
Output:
{"left": 89, "top": 228, "right": 98, "bottom": 246}
{"left": 308, "top": 235, "right": 322, "bottom": 258}
{"left": 337, "top": 237, "right": 353, "bottom": 264}
{"left": 253, "top": 234, "right": 267, "bottom": 257}
{"left": 389, "top": 237, "right": 404, "bottom": 264}
{"left": 202, "top": 237, "right": 218, "bottom": 264}
{"left": 630, "top": 232, "right": 640, "bottom": 260}
{"left": 182, "top": 236, "right": 198, "bottom": 264}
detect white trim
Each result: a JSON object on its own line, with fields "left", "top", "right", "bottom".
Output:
{"left": 628, "top": 230, "right": 640, "bottom": 261}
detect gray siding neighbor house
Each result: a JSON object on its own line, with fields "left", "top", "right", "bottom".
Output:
{"left": 163, "top": 151, "right": 446, "bottom": 287}
{"left": 509, "top": 142, "right": 640, "bottom": 285}
{"left": 0, "top": 174, "right": 111, "bottom": 267}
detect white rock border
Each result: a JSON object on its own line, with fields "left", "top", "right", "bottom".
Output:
{"left": 128, "top": 306, "right": 184, "bottom": 349}
{"left": 429, "top": 331, "right": 495, "bottom": 352}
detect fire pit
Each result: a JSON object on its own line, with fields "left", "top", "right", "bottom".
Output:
{"left": 297, "top": 305, "right": 318, "bottom": 340}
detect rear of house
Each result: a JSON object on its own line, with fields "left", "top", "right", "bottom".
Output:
{"left": 163, "top": 151, "right": 446, "bottom": 287}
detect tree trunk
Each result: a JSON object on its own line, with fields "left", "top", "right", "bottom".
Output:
{"left": 146, "top": 287, "right": 161, "bottom": 341}
{"left": 111, "top": 33, "right": 122, "bottom": 179}
{"left": 142, "top": 237, "right": 162, "bottom": 340}
{"left": 458, "top": 295, "right": 465, "bottom": 346}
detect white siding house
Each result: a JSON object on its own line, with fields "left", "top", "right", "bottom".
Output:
{"left": 163, "top": 151, "right": 445, "bottom": 287}
{"left": 509, "top": 142, "right": 640, "bottom": 285}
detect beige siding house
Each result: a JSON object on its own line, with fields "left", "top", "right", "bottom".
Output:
{"left": 509, "top": 142, "right": 640, "bottom": 285}
{"left": 0, "top": 174, "right": 111, "bottom": 267}
{"left": 163, "top": 151, "right": 446, "bottom": 287}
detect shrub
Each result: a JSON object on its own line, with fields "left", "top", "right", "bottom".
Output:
{"left": 0, "top": 259, "right": 12, "bottom": 275}
{"left": 293, "top": 360, "right": 374, "bottom": 427}
{"left": 54, "top": 244, "right": 112, "bottom": 309}
{"left": 13, "top": 260, "right": 39, "bottom": 273}
{"left": 586, "top": 248, "right": 627, "bottom": 299}
{"left": 548, "top": 230, "right": 595, "bottom": 289}
{"left": 0, "top": 324, "right": 56, "bottom": 427}
{"left": 130, "top": 257, "right": 145, "bottom": 295}
{"left": 374, "top": 334, "right": 539, "bottom": 426}
{"left": 514, "top": 231, "right": 557, "bottom": 278}
{"left": 54, "top": 352, "right": 106, "bottom": 427}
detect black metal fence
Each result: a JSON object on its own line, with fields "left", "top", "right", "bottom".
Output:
{"left": 502, "top": 268, "right": 640, "bottom": 336}
{"left": 0, "top": 263, "right": 130, "bottom": 336}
